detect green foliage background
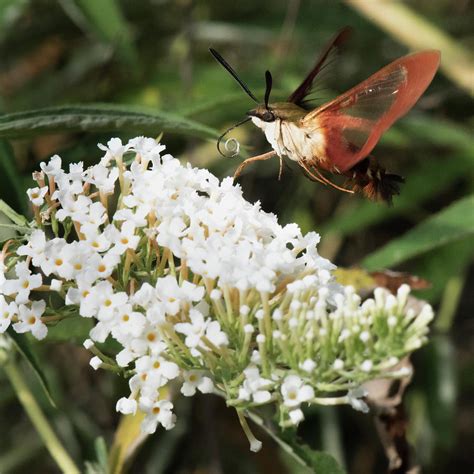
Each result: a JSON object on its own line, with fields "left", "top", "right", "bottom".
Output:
{"left": 0, "top": 0, "right": 472, "bottom": 473}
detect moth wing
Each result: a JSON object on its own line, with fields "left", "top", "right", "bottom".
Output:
{"left": 288, "top": 26, "right": 352, "bottom": 109}
{"left": 303, "top": 50, "right": 440, "bottom": 172}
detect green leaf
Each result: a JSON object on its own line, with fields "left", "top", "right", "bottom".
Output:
{"left": 7, "top": 329, "right": 56, "bottom": 407}
{"left": 418, "top": 337, "right": 457, "bottom": 449}
{"left": 411, "top": 237, "right": 474, "bottom": 304}
{"left": 292, "top": 444, "right": 346, "bottom": 474}
{"left": 0, "top": 199, "right": 28, "bottom": 226}
{"left": 0, "top": 140, "right": 27, "bottom": 214}
{"left": 47, "top": 316, "right": 93, "bottom": 343}
{"left": 399, "top": 116, "right": 474, "bottom": 154}
{"left": 178, "top": 88, "right": 272, "bottom": 118}
{"left": 0, "top": 0, "right": 29, "bottom": 41}
{"left": 94, "top": 437, "right": 109, "bottom": 471}
{"left": 0, "top": 104, "right": 220, "bottom": 140}
{"left": 0, "top": 213, "right": 17, "bottom": 242}
{"left": 60, "top": 0, "right": 137, "bottom": 66}
{"left": 246, "top": 411, "right": 345, "bottom": 473}
{"left": 322, "top": 153, "right": 472, "bottom": 237}
{"left": 362, "top": 195, "right": 474, "bottom": 270}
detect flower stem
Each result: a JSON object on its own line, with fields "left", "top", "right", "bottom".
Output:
{"left": 236, "top": 410, "right": 262, "bottom": 453}
{"left": 4, "top": 361, "right": 80, "bottom": 474}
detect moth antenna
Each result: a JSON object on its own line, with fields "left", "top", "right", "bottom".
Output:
{"left": 217, "top": 117, "right": 252, "bottom": 157}
{"left": 209, "top": 48, "right": 259, "bottom": 104}
{"left": 264, "top": 70, "right": 272, "bottom": 109}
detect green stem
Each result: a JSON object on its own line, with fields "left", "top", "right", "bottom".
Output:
{"left": 320, "top": 407, "right": 345, "bottom": 470}
{"left": 4, "top": 361, "right": 80, "bottom": 474}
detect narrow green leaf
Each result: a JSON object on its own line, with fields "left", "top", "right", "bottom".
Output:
{"left": 419, "top": 337, "right": 457, "bottom": 449}
{"left": 246, "top": 410, "right": 345, "bottom": 473}
{"left": 94, "top": 437, "right": 109, "bottom": 471}
{"left": 0, "top": 199, "right": 28, "bottom": 226}
{"left": 362, "top": 195, "right": 474, "bottom": 270}
{"left": 0, "top": 104, "right": 220, "bottom": 140}
{"left": 0, "top": 0, "right": 29, "bottom": 41}
{"left": 0, "top": 140, "right": 27, "bottom": 214}
{"left": 411, "top": 237, "right": 474, "bottom": 304}
{"left": 0, "top": 222, "right": 31, "bottom": 233}
{"left": 60, "top": 0, "right": 137, "bottom": 65}
{"left": 0, "top": 214, "right": 17, "bottom": 242}
{"left": 399, "top": 116, "right": 474, "bottom": 154}
{"left": 7, "top": 329, "right": 56, "bottom": 407}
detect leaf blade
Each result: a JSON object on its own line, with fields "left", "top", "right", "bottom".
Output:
{"left": 7, "top": 329, "right": 56, "bottom": 408}
{"left": 362, "top": 195, "right": 474, "bottom": 270}
{"left": 0, "top": 104, "right": 220, "bottom": 140}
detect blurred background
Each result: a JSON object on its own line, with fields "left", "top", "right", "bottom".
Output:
{"left": 0, "top": 0, "right": 472, "bottom": 473}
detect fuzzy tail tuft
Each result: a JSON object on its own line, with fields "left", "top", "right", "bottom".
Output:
{"left": 345, "top": 157, "right": 404, "bottom": 205}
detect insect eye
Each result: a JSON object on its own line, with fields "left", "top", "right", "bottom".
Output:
{"left": 262, "top": 111, "right": 275, "bottom": 122}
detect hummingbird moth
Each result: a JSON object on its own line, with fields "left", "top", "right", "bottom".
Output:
{"left": 210, "top": 27, "right": 440, "bottom": 203}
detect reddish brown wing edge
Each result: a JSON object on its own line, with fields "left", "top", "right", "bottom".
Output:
{"left": 305, "top": 50, "right": 441, "bottom": 172}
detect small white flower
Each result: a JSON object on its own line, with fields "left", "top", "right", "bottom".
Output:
{"left": 106, "top": 221, "right": 140, "bottom": 255}
{"left": 50, "top": 279, "right": 62, "bottom": 292}
{"left": 40, "top": 154, "right": 62, "bottom": 177}
{"left": 13, "top": 300, "right": 47, "bottom": 340}
{"left": 347, "top": 388, "right": 369, "bottom": 413}
{"left": 281, "top": 375, "right": 314, "bottom": 408}
{"left": 205, "top": 321, "right": 228, "bottom": 347}
{"left": 90, "top": 356, "right": 103, "bottom": 370}
{"left": 388, "top": 316, "right": 397, "bottom": 327}
{"left": 17, "top": 230, "right": 48, "bottom": 267}
{"left": 111, "top": 305, "right": 146, "bottom": 338}
{"left": 155, "top": 276, "right": 204, "bottom": 316}
{"left": 98, "top": 137, "right": 130, "bottom": 165}
{"left": 27, "top": 186, "right": 48, "bottom": 206}
{"left": 140, "top": 399, "right": 176, "bottom": 433}
{"left": 116, "top": 397, "right": 137, "bottom": 415}
{"left": 81, "top": 223, "right": 112, "bottom": 253}
{"left": 83, "top": 338, "right": 94, "bottom": 350}
{"left": 175, "top": 309, "right": 209, "bottom": 352}
{"left": 85, "top": 163, "right": 119, "bottom": 194}
{"left": 299, "top": 359, "right": 316, "bottom": 373}
{"left": 2, "top": 262, "right": 42, "bottom": 304}
{"left": 244, "top": 324, "right": 254, "bottom": 334}
{"left": 181, "top": 370, "right": 214, "bottom": 396}
{"left": 0, "top": 296, "right": 17, "bottom": 333}
{"left": 288, "top": 408, "right": 305, "bottom": 426}
{"left": 238, "top": 366, "right": 273, "bottom": 404}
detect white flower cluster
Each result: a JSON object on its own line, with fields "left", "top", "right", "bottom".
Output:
{"left": 0, "top": 137, "right": 434, "bottom": 441}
